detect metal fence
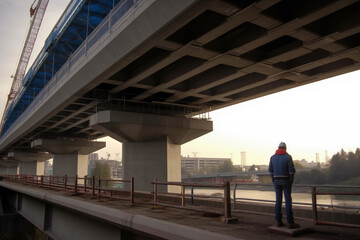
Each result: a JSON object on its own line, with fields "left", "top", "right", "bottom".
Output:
{"left": 152, "top": 179, "right": 233, "bottom": 221}
{"left": 4, "top": 174, "right": 135, "bottom": 205}
{"left": 2, "top": 175, "right": 359, "bottom": 227}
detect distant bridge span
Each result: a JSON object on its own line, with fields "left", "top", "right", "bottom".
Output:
{"left": 0, "top": 0, "right": 359, "bottom": 191}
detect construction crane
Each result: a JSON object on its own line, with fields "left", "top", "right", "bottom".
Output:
{"left": 1, "top": 0, "right": 49, "bottom": 131}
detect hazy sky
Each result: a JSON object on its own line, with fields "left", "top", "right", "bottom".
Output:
{"left": 1, "top": 0, "right": 359, "bottom": 166}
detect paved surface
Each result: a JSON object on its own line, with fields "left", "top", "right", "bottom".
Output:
{"left": 67, "top": 192, "right": 360, "bottom": 240}
{"left": 2, "top": 182, "right": 360, "bottom": 239}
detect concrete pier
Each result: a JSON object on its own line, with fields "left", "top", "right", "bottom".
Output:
{"left": 7, "top": 151, "right": 52, "bottom": 176}
{"left": 0, "top": 159, "right": 19, "bottom": 175}
{"left": 31, "top": 138, "right": 105, "bottom": 177}
{"left": 19, "top": 162, "right": 44, "bottom": 176}
{"left": 90, "top": 110, "right": 213, "bottom": 191}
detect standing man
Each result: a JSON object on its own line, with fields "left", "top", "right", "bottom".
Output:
{"left": 269, "top": 142, "right": 300, "bottom": 229}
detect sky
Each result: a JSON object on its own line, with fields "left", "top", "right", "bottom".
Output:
{"left": 0, "top": 0, "right": 359, "bottom": 166}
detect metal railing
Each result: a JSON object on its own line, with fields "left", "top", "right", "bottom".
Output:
{"left": 3, "top": 174, "right": 359, "bottom": 227}
{"left": 311, "top": 185, "right": 360, "bottom": 227}
{"left": 95, "top": 97, "right": 211, "bottom": 120}
{"left": 232, "top": 182, "right": 360, "bottom": 228}
{"left": 4, "top": 174, "right": 135, "bottom": 205}
{"left": 152, "top": 180, "right": 232, "bottom": 220}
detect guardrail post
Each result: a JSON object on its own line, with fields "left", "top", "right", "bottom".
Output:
{"left": 153, "top": 179, "right": 157, "bottom": 206}
{"left": 224, "top": 181, "right": 231, "bottom": 219}
{"left": 98, "top": 176, "right": 101, "bottom": 199}
{"left": 64, "top": 175, "right": 67, "bottom": 191}
{"left": 92, "top": 176, "right": 95, "bottom": 197}
{"left": 191, "top": 187, "right": 194, "bottom": 205}
{"left": 181, "top": 185, "right": 185, "bottom": 207}
{"left": 233, "top": 183, "right": 237, "bottom": 210}
{"left": 41, "top": 175, "right": 44, "bottom": 186}
{"left": 50, "top": 175, "right": 52, "bottom": 187}
{"left": 84, "top": 175, "right": 87, "bottom": 193}
{"left": 130, "top": 177, "right": 134, "bottom": 205}
{"left": 75, "top": 175, "right": 78, "bottom": 193}
{"left": 312, "top": 186, "right": 318, "bottom": 224}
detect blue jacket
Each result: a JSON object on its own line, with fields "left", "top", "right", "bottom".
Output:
{"left": 268, "top": 148, "right": 296, "bottom": 182}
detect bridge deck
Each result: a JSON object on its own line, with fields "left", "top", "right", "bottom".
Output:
{"left": 1, "top": 0, "right": 360, "bottom": 154}
{"left": 1, "top": 181, "right": 359, "bottom": 240}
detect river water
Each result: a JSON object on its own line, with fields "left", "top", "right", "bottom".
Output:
{"left": 186, "top": 185, "right": 360, "bottom": 210}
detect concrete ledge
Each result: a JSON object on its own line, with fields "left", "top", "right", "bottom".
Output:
{"left": 0, "top": 182, "right": 241, "bottom": 240}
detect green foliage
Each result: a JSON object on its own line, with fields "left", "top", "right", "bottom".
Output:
{"left": 90, "top": 161, "right": 113, "bottom": 187}
{"left": 293, "top": 160, "right": 305, "bottom": 169}
{"left": 218, "top": 160, "right": 234, "bottom": 172}
{"left": 338, "top": 176, "right": 360, "bottom": 185}
{"left": 328, "top": 148, "right": 360, "bottom": 184}
{"left": 248, "top": 164, "right": 260, "bottom": 172}
{"left": 294, "top": 148, "right": 360, "bottom": 185}
{"left": 90, "top": 162, "right": 111, "bottom": 178}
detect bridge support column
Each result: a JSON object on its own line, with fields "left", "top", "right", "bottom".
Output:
{"left": 19, "top": 162, "right": 44, "bottom": 176}
{"left": 0, "top": 159, "right": 19, "bottom": 175}
{"left": 90, "top": 110, "right": 213, "bottom": 192}
{"left": 7, "top": 151, "right": 52, "bottom": 176}
{"left": 123, "top": 136, "right": 181, "bottom": 192}
{"left": 31, "top": 138, "right": 106, "bottom": 177}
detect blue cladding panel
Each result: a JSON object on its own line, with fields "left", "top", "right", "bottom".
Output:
{"left": 2, "top": 0, "right": 129, "bottom": 135}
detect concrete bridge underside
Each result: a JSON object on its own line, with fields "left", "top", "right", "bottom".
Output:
{"left": 0, "top": 0, "right": 359, "bottom": 188}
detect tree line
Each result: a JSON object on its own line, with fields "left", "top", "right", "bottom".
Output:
{"left": 294, "top": 148, "right": 360, "bottom": 185}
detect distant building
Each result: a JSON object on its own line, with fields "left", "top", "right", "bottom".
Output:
{"left": 44, "top": 160, "right": 53, "bottom": 175}
{"left": 181, "top": 156, "right": 231, "bottom": 173}
{"left": 240, "top": 151, "right": 246, "bottom": 168}
{"left": 89, "top": 153, "right": 99, "bottom": 161}
{"left": 296, "top": 159, "right": 323, "bottom": 168}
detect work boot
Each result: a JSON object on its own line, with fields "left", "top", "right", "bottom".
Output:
{"left": 276, "top": 221, "right": 284, "bottom": 227}
{"left": 288, "top": 222, "right": 300, "bottom": 229}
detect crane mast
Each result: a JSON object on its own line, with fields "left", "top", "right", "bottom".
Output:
{"left": 1, "top": 0, "right": 49, "bottom": 129}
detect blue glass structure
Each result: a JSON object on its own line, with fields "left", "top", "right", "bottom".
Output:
{"left": 2, "top": 0, "right": 133, "bottom": 135}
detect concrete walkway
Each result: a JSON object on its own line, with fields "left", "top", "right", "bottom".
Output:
{"left": 1, "top": 181, "right": 359, "bottom": 239}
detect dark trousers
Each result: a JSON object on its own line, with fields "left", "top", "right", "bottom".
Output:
{"left": 273, "top": 179, "right": 294, "bottom": 223}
